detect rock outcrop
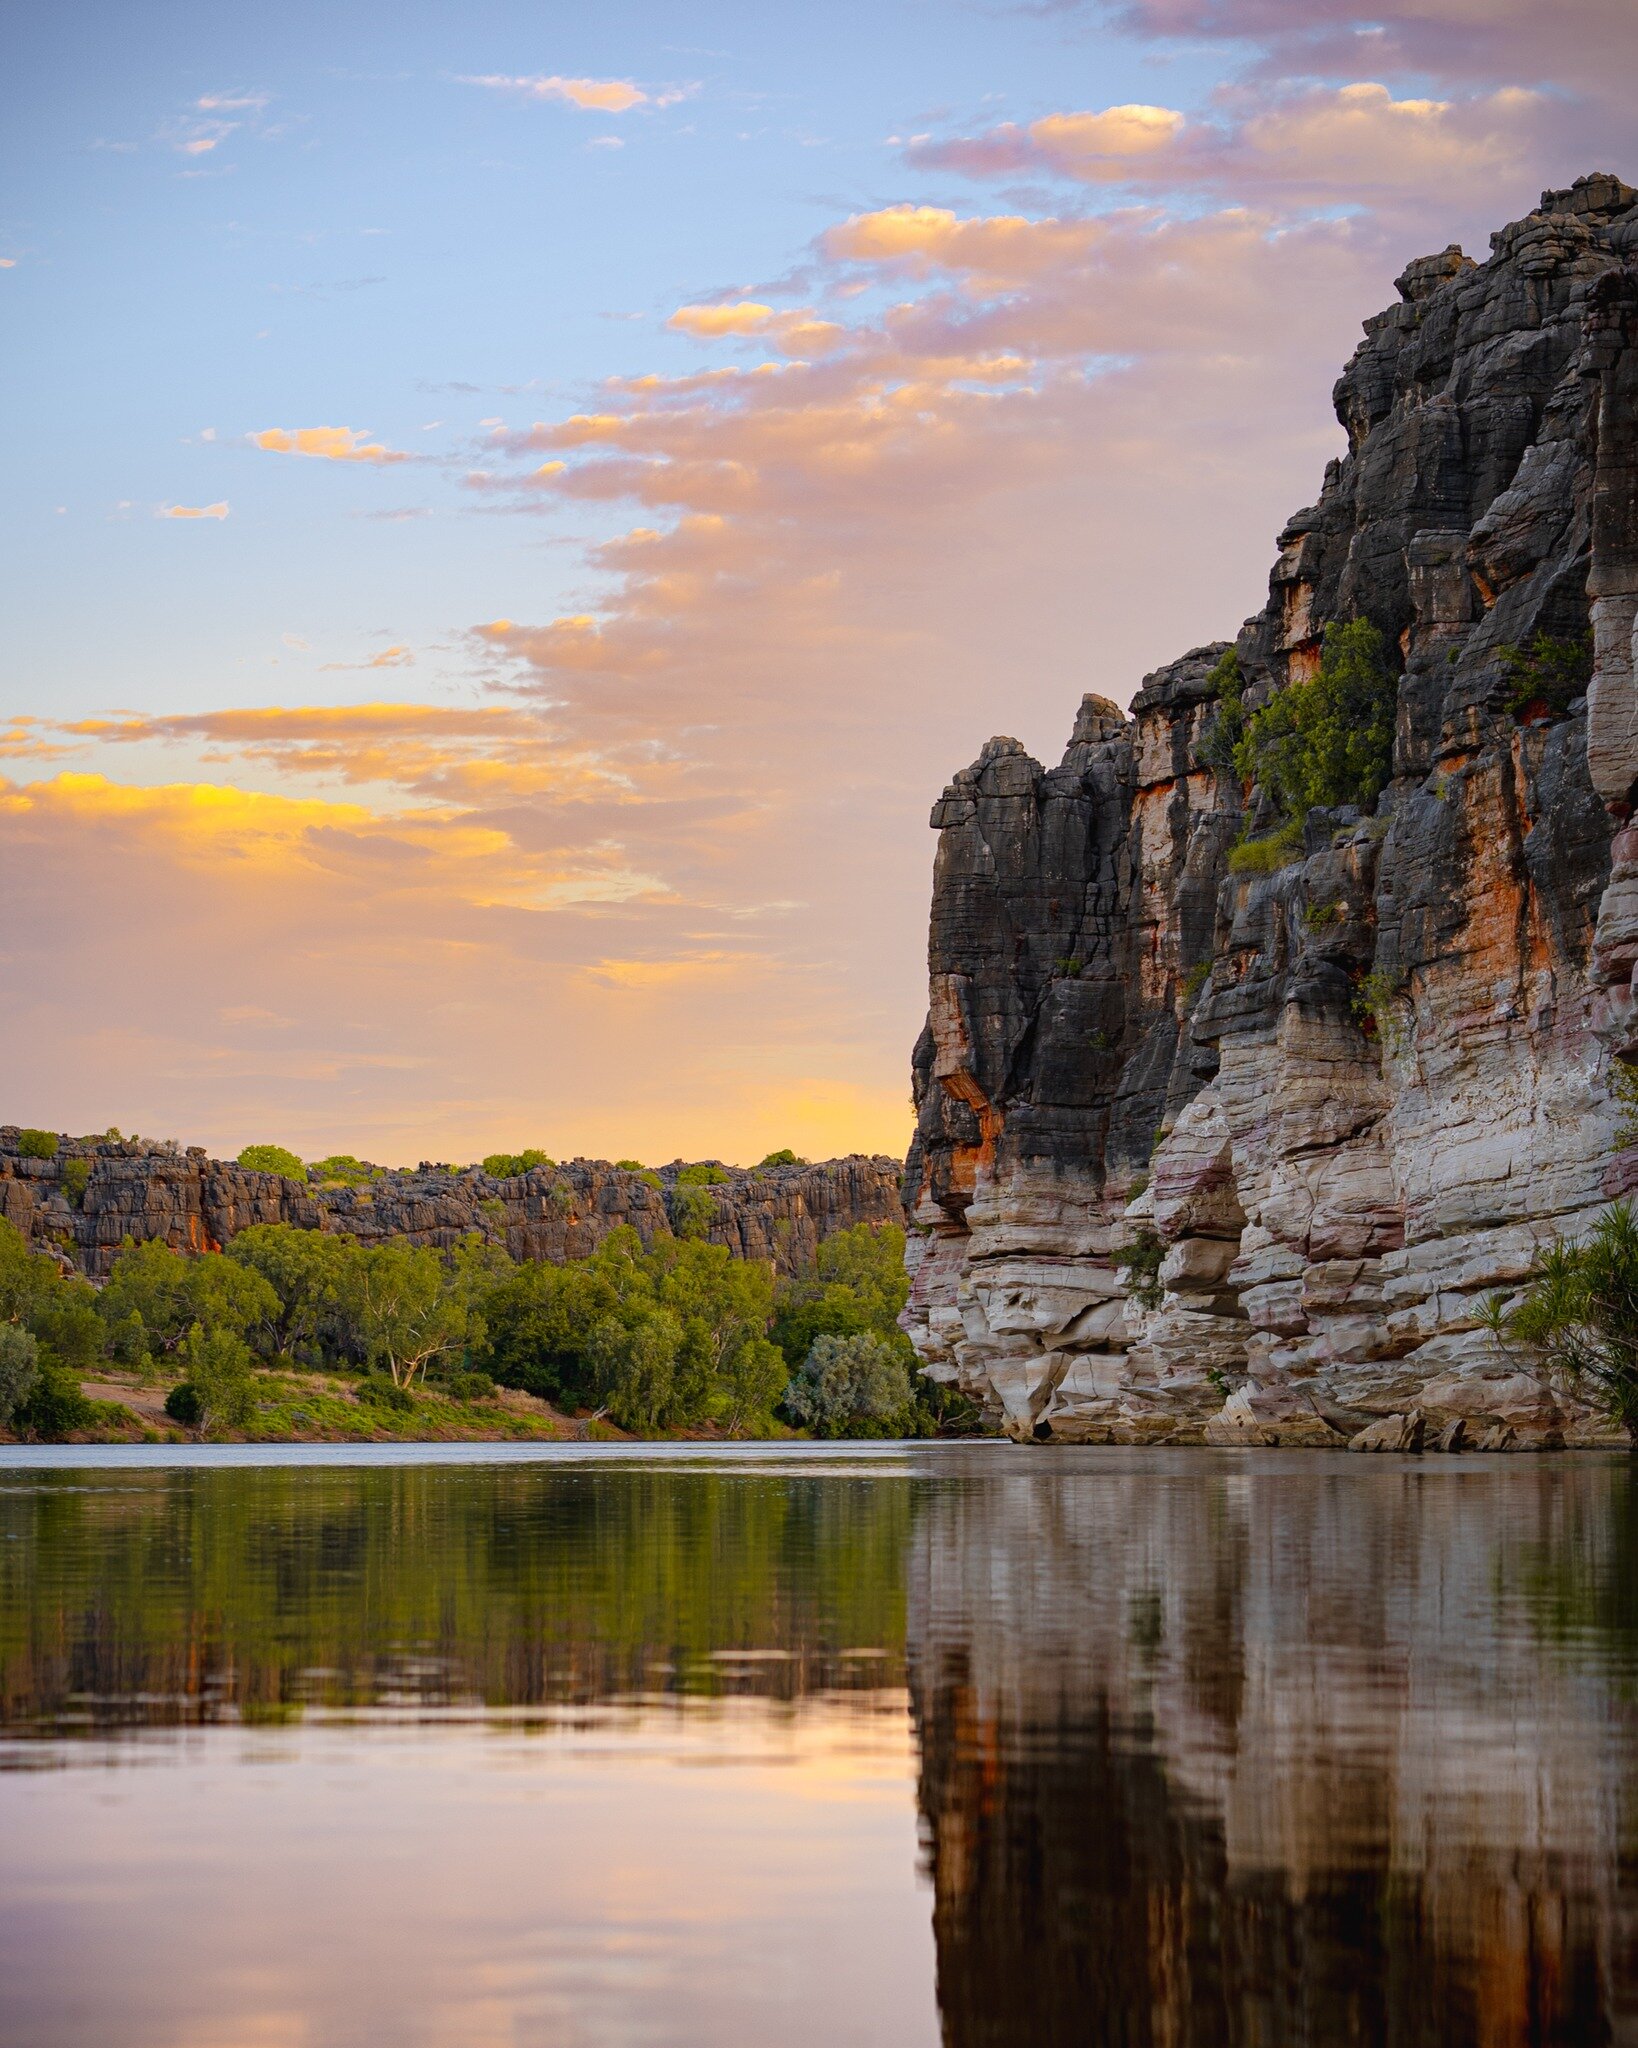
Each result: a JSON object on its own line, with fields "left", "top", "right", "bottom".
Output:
{"left": 904, "top": 175, "right": 1638, "bottom": 1446}
{"left": 0, "top": 1132, "right": 902, "bottom": 1280}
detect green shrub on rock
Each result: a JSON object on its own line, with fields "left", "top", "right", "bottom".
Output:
{"left": 1233, "top": 619, "right": 1397, "bottom": 820}
{"left": 1226, "top": 819, "right": 1305, "bottom": 876}
{"left": 1499, "top": 632, "right": 1592, "bottom": 720}
{"left": 17, "top": 1129, "right": 58, "bottom": 1161}
{"left": 1493, "top": 1201, "right": 1638, "bottom": 1441}
{"left": 481, "top": 1149, "right": 554, "bottom": 1178}
{"left": 237, "top": 1145, "right": 307, "bottom": 1179}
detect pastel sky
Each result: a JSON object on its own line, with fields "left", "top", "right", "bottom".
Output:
{"left": 4, "top": 0, "right": 1634, "bottom": 1168}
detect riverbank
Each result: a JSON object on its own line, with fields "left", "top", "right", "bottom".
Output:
{"left": 1, "top": 1366, "right": 803, "bottom": 1447}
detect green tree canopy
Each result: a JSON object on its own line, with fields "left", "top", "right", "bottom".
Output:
{"left": 99, "top": 1239, "right": 281, "bottom": 1358}
{"left": 339, "top": 1243, "right": 468, "bottom": 1389}
{"left": 784, "top": 1332, "right": 914, "bottom": 1439}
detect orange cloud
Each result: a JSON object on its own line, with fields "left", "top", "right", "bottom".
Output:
{"left": 159, "top": 501, "right": 230, "bottom": 520}
{"left": 255, "top": 427, "right": 409, "bottom": 464}
{"left": 670, "top": 302, "right": 776, "bottom": 337}
{"left": 459, "top": 74, "right": 649, "bottom": 112}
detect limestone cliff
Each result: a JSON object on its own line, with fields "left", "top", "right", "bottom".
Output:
{"left": 904, "top": 175, "right": 1638, "bottom": 1447}
{"left": 0, "top": 1133, "right": 902, "bottom": 1280}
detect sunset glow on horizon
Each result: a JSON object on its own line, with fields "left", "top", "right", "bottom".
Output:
{"left": 5, "top": 0, "right": 1634, "bottom": 1167}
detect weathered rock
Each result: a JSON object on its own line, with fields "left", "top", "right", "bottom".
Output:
{"left": 905, "top": 178, "right": 1638, "bottom": 1445}
{"left": 1349, "top": 1412, "right": 1426, "bottom": 1454}
{"left": 0, "top": 1132, "right": 903, "bottom": 1280}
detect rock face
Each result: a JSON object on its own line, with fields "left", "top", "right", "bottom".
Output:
{"left": 904, "top": 175, "right": 1638, "bottom": 1446}
{"left": 0, "top": 1133, "right": 903, "bottom": 1280}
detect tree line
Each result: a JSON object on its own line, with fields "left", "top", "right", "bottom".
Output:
{"left": 0, "top": 1214, "right": 971, "bottom": 1441}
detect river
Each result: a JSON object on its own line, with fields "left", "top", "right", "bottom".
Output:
{"left": 2, "top": 1443, "right": 1635, "bottom": 2045}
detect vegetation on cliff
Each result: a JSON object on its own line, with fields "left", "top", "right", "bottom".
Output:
{"left": 1234, "top": 619, "right": 1398, "bottom": 821}
{"left": 1487, "top": 1202, "right": 1638, "bottom": 1443}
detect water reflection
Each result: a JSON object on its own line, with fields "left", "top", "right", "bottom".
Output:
{"left": 910, "top": 1454, "right": 1638, "bottom": 2046}
{"left": 0, "top": 1463, "right": 910, "bottom": 1731}
{"left": 3, "top": 1450, "right": 1638, "bottom": 2045}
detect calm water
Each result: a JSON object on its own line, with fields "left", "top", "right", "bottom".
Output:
{"left": 4, "top": 1445, "right": 1638, "bottom": 2046}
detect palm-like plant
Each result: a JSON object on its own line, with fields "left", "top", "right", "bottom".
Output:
{"left": 1493, "top": 1203, "right": 1638, "bottom": 1442}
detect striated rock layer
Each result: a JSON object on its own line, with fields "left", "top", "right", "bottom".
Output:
{"left": 904, "top": 175, "right": 1638, "bottom": 1446}
{"left": 0, "top": 1132, "right": 903, "bottom": 1281}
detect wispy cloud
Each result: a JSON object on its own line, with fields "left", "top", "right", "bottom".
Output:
{"left": 158, "top": 501, "right": 230, "bottom": 520}
{"left": 318, "top": 645, "right": 415, "bottom": 671}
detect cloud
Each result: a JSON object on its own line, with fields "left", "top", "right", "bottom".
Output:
{"left": 459, "top": 74, "right": 650, "bottom": 113}
{"left": 159, "top": 501, "right": 230, "bottom": 520}
{"left": 670, "top": 302, "right": 776, "bottom": 337}
{"left": 25, "top": 38, "right": 1610, "bottom": 1166}
{"left": 905, "top": 82, "right": 1574, "bottom": 214}
{"left": 0, "top": 747, "right": 908, "bottom": 1163}
{"left": 318, "top": 644, "right": 415, "bottom": 671}
{"left": 906, "top": 102, "right": 1184, "bottom": 181}
{"left": 255, "top": 426, "right": 410, "bottom": 464}
{"left": 0, "top": 259, "right": 15, "bottom": 269}
{"left": 1101, "top": 0, "right": 1638, "bottom": 99}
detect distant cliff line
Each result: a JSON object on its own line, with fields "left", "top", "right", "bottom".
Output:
{"left": 0, "top": 1126, "right": 904, "bottom": 1281}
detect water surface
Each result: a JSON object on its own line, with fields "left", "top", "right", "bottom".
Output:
{"left": 3, "top": 1444, "right": 1637, "bottom": 2045}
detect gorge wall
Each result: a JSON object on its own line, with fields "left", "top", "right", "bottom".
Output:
{"left": 903, "top": 174, "right": 1638, "bottom": 1448}
{"left": 0, "top": 1133, "right": 903, "bottom": 1281}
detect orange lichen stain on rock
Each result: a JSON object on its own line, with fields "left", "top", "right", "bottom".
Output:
{"left": 183, "top": 1215, "right": 222, "bottom": 1255}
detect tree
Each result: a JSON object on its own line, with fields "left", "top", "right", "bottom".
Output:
{"left": 784, "top": 1332, "right": 914, "bottom": 1439}
{"left": 756, "top": 1149, "right": 807, "bottom": 1169}
{"left": 226, "top": 1223, "right": 353, "bottom": 1359}
{"left": 719, "top": 1333, "right": 788, "bottom": 1435}
{"left": 236, "top": 1145, "right": 306, "bottom": 1179}
{"left": 478, "top": 1257, "right": 621, "bottom": 1405}
{"left": 648, "top": 1238, "right": 774, "bottom": 1370}
{"left": 587, "top": 1308, "right": 684, "bottom": 1430}
{"left": 99, "top": 1238, "right": 281, "bottom": 1357}
{"left": 0, "top": 1325, "right": 39, "bottom": 1429}
{"left": 341, "top": 1243, "right": 468, "bottom": 1388}
{"left": 177, "top": 1324, "right": 258, "bottom": 1436}
{"left": 0, "top": 1217, "right": 67, "bottom": 1327}
{"left": 1497, "top": 1201, "right": 1638, "bottom": 1441}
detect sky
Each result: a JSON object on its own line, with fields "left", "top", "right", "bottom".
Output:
{"left": 3, "top": 0, "right": 1635, "bottom": 1169}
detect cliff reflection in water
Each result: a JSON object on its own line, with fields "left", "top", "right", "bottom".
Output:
{"left": 909, "top": 1454, "right": 1638, "bottom": 2047}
